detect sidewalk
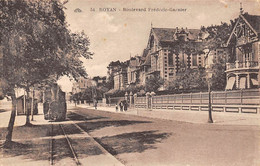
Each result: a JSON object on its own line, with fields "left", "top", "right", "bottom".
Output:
{"left": 76, "top": 104, "right": 260, "bottom": 126}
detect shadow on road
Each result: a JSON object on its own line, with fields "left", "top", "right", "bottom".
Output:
{"left": 67, "top": 111, "right": 108, "bottom": 121}
{"left": 0, "top": 122, "right": 105, "bottom": 162}
{"left": 77, "top": 120, "right": 152, "bottom": 132}
{"left": 0, "top": 109, "right": 9, "bottom": 113}
{"left": 95, "top": 130, "right": 171, "bottom": 155}
{"left": 0, "top": 110, "right": 159, "bottom": 163}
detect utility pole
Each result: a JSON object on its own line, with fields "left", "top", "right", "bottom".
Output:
{"left": 207, "top": 70, "right": 213, "bottom": 123}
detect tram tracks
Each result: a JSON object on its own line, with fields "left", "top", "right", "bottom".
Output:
{"left": 49, "top": 122, "right": 81, "bottom": 166}
{"left": 48, "top": 112, "right": 125, "bottom": 166}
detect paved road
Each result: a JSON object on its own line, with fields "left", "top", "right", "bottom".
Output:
{"left": 1, "top": 102, "right": 260, "bottom": 166}
{"left": 69, "top": 106, "right": 260, "bottom": 166}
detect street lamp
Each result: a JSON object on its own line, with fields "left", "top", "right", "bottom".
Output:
{"left": 207, "top": 69, "right": 213, "bottom": 123}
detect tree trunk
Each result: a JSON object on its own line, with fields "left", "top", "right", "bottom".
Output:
{"left": 23, "top": 90, "right": 26, "bottom": 114}
{"left": 4, "top": 89, "right": 17, "bottom": 145}
{"left": 25, "top": 89, "right": 32, "bottom": 126}
{"left": 31, "top": 89, "right": 34, "bottom": 121}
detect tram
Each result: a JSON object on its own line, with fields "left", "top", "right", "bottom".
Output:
{"left": 43, "top": 83, "right": 67, "bottom": 121}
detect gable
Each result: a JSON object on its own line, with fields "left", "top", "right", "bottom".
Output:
{"left": 227, "top": 14, "right": 259, "bottom": 46}
{"left": 147, "top": 28, "right": 160, "bottom": 49}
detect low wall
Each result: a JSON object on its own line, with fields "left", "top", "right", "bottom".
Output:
{"left": 134, "top": 89, "right": 260, "bottom": 114}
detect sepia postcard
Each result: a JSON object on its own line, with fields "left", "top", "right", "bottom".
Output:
{"left": 0, "top": 0, "right": 260, "bottom": 166}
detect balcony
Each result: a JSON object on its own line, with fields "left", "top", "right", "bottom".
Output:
{"left": 226, "top": 60, "right": 259, "bottom": 72}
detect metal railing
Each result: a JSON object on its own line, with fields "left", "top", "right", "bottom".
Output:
{"left": 226, "top": 61, "right": 259, "bottom": 70}
{"left": 135, "top": 96, "right": 146, "bottom": 108}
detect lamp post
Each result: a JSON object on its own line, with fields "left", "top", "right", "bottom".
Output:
{"left": 207, "top": 69, "right": 213, "bottom": 123}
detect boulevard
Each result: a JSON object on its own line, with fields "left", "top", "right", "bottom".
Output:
{"left": 1, "top": 103, "right": 260, "bottom": 166}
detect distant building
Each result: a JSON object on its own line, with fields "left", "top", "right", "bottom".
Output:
{"left": 108, "top": 27, "right": 211, "bottom": 90}
{"left": 107, "top": 60, "right": 128, "bottom": 90}
{"left": 138, "top": 49, "right": 151, "bottom": 85}
{"left": 225, "top": 10, "right": 260, "bottom": 90}
{"left": 204, "top": 48, "right": 229, "bottom": 68}
{"left": 145, "top": 27, "right": 208, "bottom": 82}
{"left": 92, "top": 76, "right": 106, "bottom": 85}
{"left": 107, "top": 61, "right": 122, "bottom": 80}
{"left": 72, "top": 77, "right": 96, "bottom": 94}
{"left": 113, "top": 68, "right": 128, "bottom": 90}
{"left": 127, "top": 56, "right": 142, "bottom": 85}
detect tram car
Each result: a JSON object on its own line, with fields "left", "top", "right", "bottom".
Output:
{"left": 43, "top": 83, "right": 67, "bottom": 121}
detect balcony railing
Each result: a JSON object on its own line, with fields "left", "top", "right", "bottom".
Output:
{"left": 226, "top": 61, "right": 259, "bottom": 71}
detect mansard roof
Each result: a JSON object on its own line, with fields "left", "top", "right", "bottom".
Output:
{"left": 142, "top": 48, "right": 149, "bottom": 57}
{"left": 243, "top": 13, "right": 260, "bottom": 33}
{"left": 151, "top": 27, "right": 201, "bottom": 42}
{"left": 141, "top": 54, "right": 151, "bottom": 66}
{"left": 139, "top": 48, "right": 150, "bottom": 66}
{"left": 129, "top": 56, "right": 141, "bottom": 68}
{"left": 152, "top": 28, "right": 176, "bottom": 41}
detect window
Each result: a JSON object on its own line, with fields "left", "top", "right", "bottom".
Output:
{"left": 169, "top": 73, "right": 174, "bottom": 76}
{"left": 192, "top": 54, "right": 197, "bottom": 66}
{"left": 217, "top": 50, "right": 224, "bottom": 54}
{"left": 168, "top": 54, "right": 173, "bottom": 66}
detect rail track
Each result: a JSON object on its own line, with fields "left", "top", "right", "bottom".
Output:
{"left": 49, "top": 122, "right": 81, "bottom": 166}
{"left": 48, "top": 111, "right": 125, "bottom": 166}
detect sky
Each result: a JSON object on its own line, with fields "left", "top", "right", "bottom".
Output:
{"left": 57, "top": 0, "right": 260, "bottom": 92}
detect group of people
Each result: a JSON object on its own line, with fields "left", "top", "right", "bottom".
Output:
{"left": 115, "top": 100, "right": 128, "bottom": 112}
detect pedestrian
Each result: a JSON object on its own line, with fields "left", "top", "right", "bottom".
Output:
{"left": 119, "top": 101, "right": 123, "bottom": 111}
{"left": 115, "top": 103, "right": 118, "bottom": 112}
{"left": 94, "top": 100, "right": 97, "bottom": 109}
{"left": 124, "top": 100, "right": 128, "bottom": 111}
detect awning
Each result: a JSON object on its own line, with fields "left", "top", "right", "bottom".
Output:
{"left": 225, "top": 77, "right": 235, "bottom": 90}
{"left": 239, "top": 77, "right": 246, "bottom": 89}
{"left": 251, "top": 78, "right": 258, "bottom": 86}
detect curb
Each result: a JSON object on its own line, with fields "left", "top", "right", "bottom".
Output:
{"left": 75, "top": 105, "right": 260, "bottom": 126}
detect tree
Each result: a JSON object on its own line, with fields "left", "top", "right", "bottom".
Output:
{"left": 202, "top": 22, "right": 232, "bottom": 91}
{"left": 203, "top": 22, "right": 232, "bottom": 50}
{"left": 0, "top": 0, "right": 92, "bottom": 147}
{"left": 210, "top": 56, "right": 226, "bottom": 91}
{"left": 145, "top": 75, "right": 164, "bottom": 92}
{"left": 166, "top": 68, "right": 207, "bottom": 93}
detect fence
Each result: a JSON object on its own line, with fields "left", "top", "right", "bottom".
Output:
{"left": 134, "top": 89, "right": 260, "bottom": 114}
{"left": 108, "top": 96, "right": 125, "bottom": 106}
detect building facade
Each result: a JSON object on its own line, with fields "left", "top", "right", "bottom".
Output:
{"left": 72, "top": 77, "right": 97, "bottom": 94}
{"left": 145, "top": 27, "right": 207, "bottom": 82}
{"left": 113, "top": 69, "right": 128, "bottom": 90}
{"left": 225, "top": 10, "right": 260, "bottom": 90}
